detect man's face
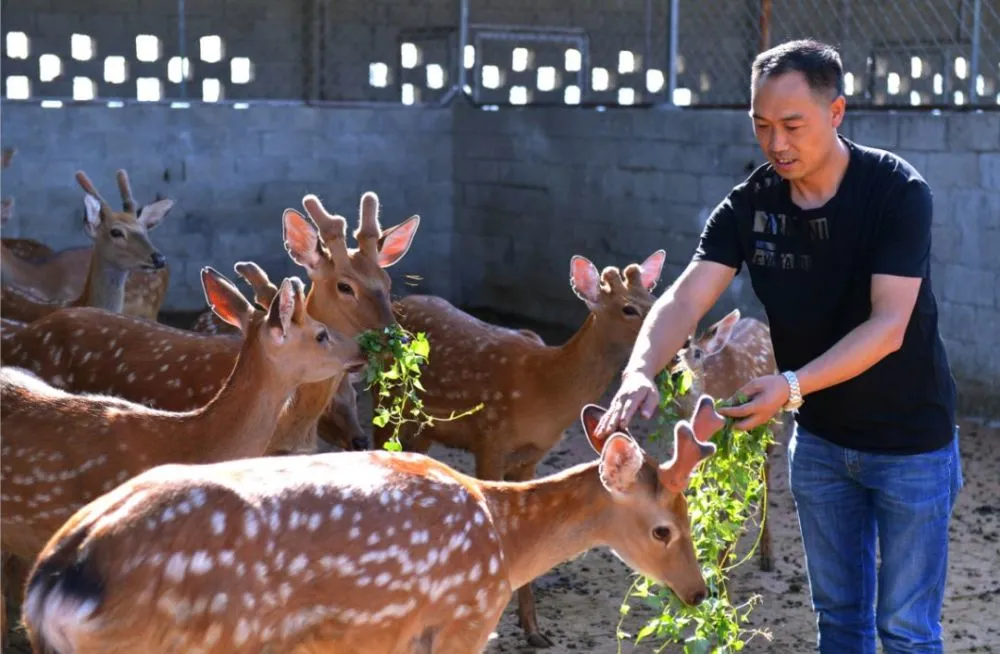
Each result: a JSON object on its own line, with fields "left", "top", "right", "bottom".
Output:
{"left": 750, "top": 70, "right": 845, "bottom": 181}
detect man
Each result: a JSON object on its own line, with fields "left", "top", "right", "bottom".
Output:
{"left": 596, "top": 38, "right": 962, "bottom": 654}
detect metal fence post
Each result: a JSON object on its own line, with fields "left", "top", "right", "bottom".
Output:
{"left": 666, "top": 0, "right": 679, "bottom": 106}
{"left": 178, "top": 0, "right": 187, "bottom": 99}
{"left": 969, "top": 0, "right": 981, "bottom": 101}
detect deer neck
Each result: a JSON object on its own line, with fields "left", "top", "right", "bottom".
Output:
{"left": 536, "top": 314, "right": 631, "bottom": 422}
{"left": 479, "top": 461, "right": 610, "bottom": 591}
{"left": 271, "top": 375, "right": 346, "bottom": 452}
{"left": 77, "top": 249, "right": 129, "bottom": 313}
{"left": 157, "top": 334, "right": 295, "bottom": 463}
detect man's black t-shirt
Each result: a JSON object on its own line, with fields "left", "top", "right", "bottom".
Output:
{"left": 693, "top": 135, "right": 957, "bottom": 455}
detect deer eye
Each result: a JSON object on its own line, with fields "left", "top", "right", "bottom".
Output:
{"left": 652, "top": 526, "right": 672, "bottom": 542}
{"left": 337, "top": 282, "right": 355, "bottom": 296}
{"left": 622, "top": 305, "right": 640, "bottom": 317}
{"left": 315, "top": 329, "right": 329, "bottom": 343}
{"left": 109, "top": 228, "right": 125, "bottom": 239}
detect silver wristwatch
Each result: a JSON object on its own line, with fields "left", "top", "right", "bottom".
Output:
{"left": 781, "top": 370, "right": 804, "bottom": 412}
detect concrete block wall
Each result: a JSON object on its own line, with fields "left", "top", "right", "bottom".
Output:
{"left": 0, "top": 104, "right": 455, "bottom": 307}
{"left": 451, "top": 107, "right": 1000, "bottom": 416}
{"left": 1, "top": 103, "right": 997, "bottom": 415}
{"left": 8, "top": 0, "right": 995, "bottom": 105}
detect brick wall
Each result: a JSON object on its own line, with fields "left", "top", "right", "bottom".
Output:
{"left": 3, "top": 102, "right": 996, "bottom": 415}
{"left": 0, "top": 104, "right": 456, "bottom": 306}
{"left": 449, "top": 107, "right": 1000, "bottom": 416}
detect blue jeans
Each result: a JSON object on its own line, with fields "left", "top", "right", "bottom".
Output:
{"left": 787, "top": 424, "right": 963, "bottom": 654}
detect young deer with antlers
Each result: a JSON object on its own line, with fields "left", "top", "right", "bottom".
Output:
{"left": 0, "top": 169, "right": 173, "bottom": 323}
{"left": 0, "top": 266, "right": 366, "bottom": 573}
{"left": 373, "top": 249, "right": 667, "bottom": 647}
{"left": 22, "top": 395, "right": 726, "bottom": 654}
{"left": 671, "top": 308, "right": 782, "bottom": 572}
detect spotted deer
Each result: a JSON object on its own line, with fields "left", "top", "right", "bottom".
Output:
{"left": 22, "top": 395, "right": 726, "bottom": 654}
{"left": 670, "top": 308, "right": 782, "bottom": 572}
{"left": 0, "top": 169, "right": 173, "bottom": 323}
{"left": 0, "top": 192, "right": 419, "bottom": 455}
{"left": 0, "top": 266, "right": 367, "bottom": 587}
{"left": 373, "top": 248, "right": 667, "bottom": 647}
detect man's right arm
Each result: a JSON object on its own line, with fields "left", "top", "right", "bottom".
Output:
{"left": 594, "top": 182, "right": 749, "bottom": 436}
{"left": 623, "top": 259, "right": 738, "bottom": 380}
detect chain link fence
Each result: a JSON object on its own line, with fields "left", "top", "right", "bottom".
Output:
{"left": 0, "top": 0, "right": 997, "bottom": 109}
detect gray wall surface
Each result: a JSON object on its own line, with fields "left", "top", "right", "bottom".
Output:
{"left": 2, "top": 103, "right": 998, "bottom": 416}
{"left": 3, "top": 0, "right": 997, "bottom": 106}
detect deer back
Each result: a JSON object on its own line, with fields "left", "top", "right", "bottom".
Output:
{"left": 376, "top": 250, "right": 668, "bottom": 456}
{"left": 20, "top": 393, "right": 726, "bottom": 654}
{"left": 1, "top": 268, "right": 365, "bottom": 561}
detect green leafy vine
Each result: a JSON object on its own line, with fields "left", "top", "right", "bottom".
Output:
{"left": 616, "top": 369, "right": 777, "bottom": 653}
{"left": 357, "top": 324, "right": 483, "bottom": 452}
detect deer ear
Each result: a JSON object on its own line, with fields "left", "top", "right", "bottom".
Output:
{"left": 201, "top": 267, "right": 255, "bottom": 333}
{"left": 580, "top": 403, "right": 611, "bottom": 454}
{"left": 83, "top": 194, "right": 103, "bottom": 237}
{"left": 265, "top": 278, "right": 298, "bottom": 342}
{"left": 639, "top": 249, "right": 667, "bottom": 291}
{"left": 702, "top": 309, "right": 741, "bottom": 355}
{"left": 136, "top": 198, "right": 174, "bottom": 230}
{"left": 377, "top": 215, "right": 420, "bottom": 268}
{"left": 599, "top": 434, "right": 644, "bottom": 495}
{"left": 283, "top": 209, "right": 328, "bottom": 275}
{"left": 659, "top": 422, "right": 716, "bottom": 493}
{"left": 690, "top": 394, "right": 726, "bottom": 443}
{"left": 569, "top": 255, "right": 602, "bottom": 306}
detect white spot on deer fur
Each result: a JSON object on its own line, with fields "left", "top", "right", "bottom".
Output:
{"left": 211, "top": 512, "right": 226, "bottom": 534}
{"left": 190, "top": 551, "right": 213, "bottom": 574}
{"left": 218, "top": 550, "right": 235, "bottom": 566}
{"left": 165, "top": 552, "right": 189, "bottom": 582}
{"left": 233, "top": 618, "right": 251, "bottom": 646}
{"left": 161, "top": 507, "right": 176, "bottom": 523}
{"left": 349, "top": 526, "right": 360, "bottom": 539}
{"left": 244, "top": 511, "right": 259, "bottom": 538}
{"left": 367, "top": 532, "right": 380, "bottom": 545}
{"left": 203, "top": 623, "right": 223, "bottom": 646}
{"left": 307, "top": 512, "right": 321, "bottom": 531}
{"left": 288, "top": 554, "right": 308, "bottom": 576}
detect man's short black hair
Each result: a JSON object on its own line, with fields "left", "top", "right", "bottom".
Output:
{"left": 751, "top": 39, "right": 845, "bottom": 100}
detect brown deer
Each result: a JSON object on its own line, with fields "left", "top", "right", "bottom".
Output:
{"left": 372, "top": 248, "right": 667, "bottom": 647}
{"left": 0, "top": 169, "right": 173, "bottom": 323}
{"left": 0, "top": 192, "right": 419, "bottom": 455}
{"left": 1, "top": 149, "right": 169, "bottom": 319}
{"left": 0, "top": 265, "right": 367, "bottom": 578}
{"left": 21, "top": 396, "right": 726, "bottom": 654}
{"left": 670, "top": 308, "right": 782, "bottom": 572}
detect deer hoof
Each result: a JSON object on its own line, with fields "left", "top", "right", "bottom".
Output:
{"left": 526, "top": 632, "right": 554, "bottom": 648}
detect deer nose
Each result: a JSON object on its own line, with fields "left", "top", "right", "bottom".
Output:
{"left": 351, "top": 436, "right": 370, "bottom": 451}
{"left": 690, "top": 590, "right": 707, "bottom": 606}
{"left": 150, "top": 252, "right": 167, "bottom": 269}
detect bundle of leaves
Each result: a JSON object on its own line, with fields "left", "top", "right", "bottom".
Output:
{"left": 617, "top": 368, "right": 776, "bottom": 653}
{"left": 357, "top": 323, "right": 482, "bottom": 452}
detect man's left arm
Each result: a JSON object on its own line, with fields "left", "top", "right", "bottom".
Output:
{"left": 720, "top": 177, "right": 932, "bottom": 430}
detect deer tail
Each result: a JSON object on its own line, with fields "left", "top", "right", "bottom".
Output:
{"left": 22, "top": 522, "right": 105, "bottom": 654}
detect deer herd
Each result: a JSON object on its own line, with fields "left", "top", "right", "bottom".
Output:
{"left": 0, "top": 146, "right": 787, "bottom": 653}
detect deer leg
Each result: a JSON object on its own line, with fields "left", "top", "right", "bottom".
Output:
{"left": 505, "top": 461, "right": 554, "bottom": 649}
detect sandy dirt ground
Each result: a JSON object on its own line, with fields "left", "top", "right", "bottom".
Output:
{"left": 4, "top": 313, "right": 998, "bottom": 653}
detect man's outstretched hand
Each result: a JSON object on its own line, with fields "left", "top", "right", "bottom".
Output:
{"left": 717, "top": 374, "right": 790, "bottom": 431}
{"left": 594, "top": 370, "right": 660, "bottom": 438}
